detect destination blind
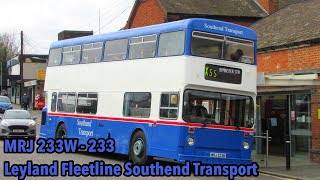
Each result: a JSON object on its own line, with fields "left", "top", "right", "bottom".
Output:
{"left": 204, "top": 64, "right": 242, "bottom": 84}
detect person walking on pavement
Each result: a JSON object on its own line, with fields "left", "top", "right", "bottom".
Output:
{"left": 22, "top": 93, "right": 30, "bottom": 110}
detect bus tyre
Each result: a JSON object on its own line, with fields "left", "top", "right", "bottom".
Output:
{"left": 129, "top": 131, "right": 152, "bottom": 165}
{"left": 55, "top": 123, "right": 67, "bottom": 139}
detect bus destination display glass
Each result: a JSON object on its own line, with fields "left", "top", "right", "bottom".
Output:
{"left": 204, "top": 64, "right": 242, "bottom": 84}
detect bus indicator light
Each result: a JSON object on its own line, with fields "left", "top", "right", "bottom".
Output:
{"left": 244, "top": 132, "right": 249, "bottom": 138}
{"left": 153, "top": 121, "right": 157, "bottom": 127}
{"left": 188, "top": 127, "right": 195, "bottom": 134}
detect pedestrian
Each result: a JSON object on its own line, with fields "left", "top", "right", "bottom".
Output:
{"left": 22, "top": 93, "right": 30, "bottom": 110}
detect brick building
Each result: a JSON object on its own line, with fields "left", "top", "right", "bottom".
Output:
{"left": 250, "top": 0, "right": 320, "bottom": 162}
{"left": 123, "top": 0, "right": 269, "bottom": 29}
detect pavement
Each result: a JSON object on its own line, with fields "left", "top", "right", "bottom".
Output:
{"left": 8, "top": 104, "right": 320, "bottom": 180}
{"left": 252, "top": 149, "right": 320, "bottom": 180}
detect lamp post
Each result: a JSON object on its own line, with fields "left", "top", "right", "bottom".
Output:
{"left": 0, "top": 61, "right": 2, "bottom": 92}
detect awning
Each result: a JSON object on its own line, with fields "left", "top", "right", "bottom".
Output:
{"left": 257, "top": 72, "right": 320, "bottom": 86}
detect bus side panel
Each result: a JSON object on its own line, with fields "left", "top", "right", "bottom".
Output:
{"left": 95, "top": 119, "right": 152, "bottom": 155}
{"left": 40, "top": 109, "right": 57, "bottom": 139}
{"left": 44, "top": 115, "right": 154, "bottom": 156}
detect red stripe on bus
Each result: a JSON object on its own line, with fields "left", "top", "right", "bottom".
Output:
{"left": 47, "top": 112, "right": 254, "bottom": 132}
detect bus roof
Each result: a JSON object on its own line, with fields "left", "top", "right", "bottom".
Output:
{"left": 50, "top": 18, "right": 257, "bottom": 49}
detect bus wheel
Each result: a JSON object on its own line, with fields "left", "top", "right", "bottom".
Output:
{"left": 55, "top": 123, "right": 67, "bottom": 139}
{"left": 129, "top": 131, "right": 152, "bottom": 165}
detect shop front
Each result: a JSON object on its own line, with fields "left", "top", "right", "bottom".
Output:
{"left": 24, "top": 80, "right": 45, "bottom": 110}
{"left": 257, "top": 91, "right": 312, "bottom": 159}
{"left": 256, "top": 72, "right": 320, "bottom": 162}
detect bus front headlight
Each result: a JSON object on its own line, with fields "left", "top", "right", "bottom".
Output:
{"left": 243, "top": 142, "right": 250, "bottom": 150}
{"left": 187, "top": 137, "right": 195, "bottom": 146}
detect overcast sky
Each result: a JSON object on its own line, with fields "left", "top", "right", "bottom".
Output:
{"left": 0, "top": 0, "right": 135, "bottom": 54}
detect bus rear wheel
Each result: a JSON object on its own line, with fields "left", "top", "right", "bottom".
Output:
{"left": 55, "top": 123, "right": 67, "bottom": 139}
{"left": 129, "top": 131, "right": 152, "bottom": 165}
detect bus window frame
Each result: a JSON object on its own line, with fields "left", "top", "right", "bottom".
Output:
{"left": 80, "top": 42, "right": 104, "bottom": 64}
{"left": 48, "top": 48, "right": 63, "bottom": 67}
{"left": 128, "top": 34, "right": 158, "bottom": 60}
{"left": 61, "top": 45, "right": 82, "bottom": 66}
{"left": 122, "top": 92, "right": 152, "bottom": 118}
{"left": 190, "top": 31, "right": 255, "bottom": 65}
{"left": 76, "top": 92, "right": 98, "bottom": 115}
{"left": 57, "top": 92, "right": 77, "bottom": 113}
{"left": 159, "top": 92, "right": 180, "bottom": 120}
{"left": 224, "top": 36, "right": 254, "bottom": 64}
{"left": 182, "top": 89, "right": 254, "bottom": 128}
{"left": 157, "top": 30, "right": 186, "bottom": 58}
{"left": 103, "top": 38, "right": 129, "bottom": 62}
{"left": 51, "top": 92, "right": 57, "bottom": 112}
{"left": 191, "top": 31, "right": 225, "bottom": 60}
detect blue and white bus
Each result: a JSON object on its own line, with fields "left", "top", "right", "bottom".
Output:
{"left": 40, "top": 18, "right": 257, "bottom": 165}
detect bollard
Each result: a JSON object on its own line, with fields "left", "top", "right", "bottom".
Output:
{"left": 266, "top": 130, "right": 269, "bottom": 168}
{"left": 286, "top": 140, "right": 291, "bottom": 170}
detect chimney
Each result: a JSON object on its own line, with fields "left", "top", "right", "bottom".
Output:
{"left": 256, "top": 0, "right": 279, "bottom": 14}
{"left": 58, "top": 30, "right": 93, "bottom": 41}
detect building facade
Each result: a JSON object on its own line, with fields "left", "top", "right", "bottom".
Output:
{"left": 250, "top": 0, "right": 320, "bottom": 162}
{"left": 6, "top": 54, "right": 48, "bottom": 109}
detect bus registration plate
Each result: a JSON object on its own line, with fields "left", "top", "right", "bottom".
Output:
{"left": 210, "top": 152, "right": 226, "bottom": 158}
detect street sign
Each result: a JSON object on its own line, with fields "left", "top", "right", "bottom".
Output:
{"left": 37, "top": 70, "right": 46, "bottom": 80}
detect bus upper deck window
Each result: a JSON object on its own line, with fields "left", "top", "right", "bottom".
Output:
{"left": 224, "top": 37, "right": 254, "bottom": 64}
{"left": 191, "top": 31, "right": 224, "bottom": 59}
{"left": 48, "top": 48, "right": 62, "bottom": 66}
{"left": 158, "top": 31, "right": 185, "bottom": 57}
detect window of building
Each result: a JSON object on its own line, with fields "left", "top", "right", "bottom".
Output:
{"left": 160, "top": 93, "right": 179, "bottom": 120}
{"left": 62, "top": 45, "right": 81, "bottom": 65}
{"left": 81, "top": 42, "right": 103, "bottom": 64}
{"left": 76, "top": 93, "right": 98, "bottom": 114}
{"left": 48, "top": 48, "right": 62, "bottom": 66}
{"left": 158, "top": 31, "right": 185, "bottom": 57}
{"left": 104, "top": 39, "right": 128, "bottom": 61}
{"left": 129, "top": 35, "right": 157, "bottom": 59}
{"left": 57, "top": 93, "right": 76, "bottom": 113}
{"left": 51, "top": 92, "right": 57, "bottom": 112}
{"left": 123, "top": 92, "right": 151, "bottom": 118}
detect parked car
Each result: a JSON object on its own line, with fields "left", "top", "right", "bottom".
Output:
{"left": 0, "top": 96, "right": 13, "bottom": 113}
{"left": 0, "top": 110, "right": 36, "bottom": 139}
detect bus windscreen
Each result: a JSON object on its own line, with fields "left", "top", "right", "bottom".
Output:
{"left": 182, "top": 90, "right": 254, "bottom": 128}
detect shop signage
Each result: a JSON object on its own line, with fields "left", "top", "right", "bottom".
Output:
{"left": 24, "top": 80, "right": 37, "bottom": 87}
{"left": 37, "top": 70, "right": 46, "bottom": 80}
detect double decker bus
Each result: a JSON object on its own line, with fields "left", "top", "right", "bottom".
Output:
{"left": 40, "top": 18, "right": 257, "bottom": 165}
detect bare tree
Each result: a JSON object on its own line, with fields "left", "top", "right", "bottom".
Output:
{"left": 0, "top": 31, "right": 19, "bottom": 60}
{"left": 0, "top": 31, "right": 20, "bottom": 89}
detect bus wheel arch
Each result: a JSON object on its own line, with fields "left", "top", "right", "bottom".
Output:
{"left": 129, "top": 129, "right": 153, "bottom": 165}
{"left": 55, "top": 122, "right": 67, "bottom": 139}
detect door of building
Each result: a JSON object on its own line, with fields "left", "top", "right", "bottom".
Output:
{"left": 289, "top": 94, "right": 312, "bottom": 159}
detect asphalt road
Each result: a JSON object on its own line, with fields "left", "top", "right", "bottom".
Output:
{"left": 0, "top": 108, "right": 293, "bottom": 180}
